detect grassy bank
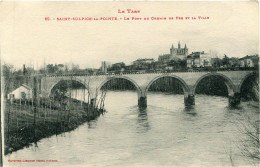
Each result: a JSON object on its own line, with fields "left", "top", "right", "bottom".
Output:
{"left": 4, "top": 99, "right": 105, "bottom": 155}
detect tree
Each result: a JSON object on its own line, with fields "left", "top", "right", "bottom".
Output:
{"left": 237, "top": 114, "right": 260, "bottom": 165}
{"left": 222, "top": 54, "right": 230, "bottom": 67}
{"left": 64, "top": 64, "right": 69, "bottom": 74}
{"left": 2, "top": 64, "right": 15, "bottom": 98}
{"left": 167, "top": 59, "right": 186, "bottom": 69}
{"left": 211, "top": 58, "right": 222, "bottom": 67}
{"left": 70, "top": 63, "right": 81, "bottom": 74}
{"left": 179, "top": 59, "right": 187, "bottom": 68}
{"left": 53, "top": 80, "right": 68, "bottom": 104}
{"left": 46, "top": 64, "right": 58, "bottom": 74}
{"left": 229, "top": 57, "right": 240, "bottom": 67}
{"left": 108, "top": 62, "right": 126, "bottom": 71}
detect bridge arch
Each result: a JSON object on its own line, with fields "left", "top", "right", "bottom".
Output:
{"left": 144, "top": 75, "right": 190, "bottom": 96}
{"left": 98, "top": 76, "right": 142, "bottom": 98}
{"left": 47, "top": 77, "right": 89, "bottom": 97}
{"left": 193, "top": 73, "right": 235, "bottom": 96}
{"left": 238, "top": 72, "right": 257, "bottom": 93}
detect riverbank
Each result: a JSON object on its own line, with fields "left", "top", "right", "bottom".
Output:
{"left": 4, "top": 98, "right": 105, "bottom": 155}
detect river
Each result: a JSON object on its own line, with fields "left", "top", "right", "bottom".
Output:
{"left": 4, "top": 90, "right": 259, "bottom": 167}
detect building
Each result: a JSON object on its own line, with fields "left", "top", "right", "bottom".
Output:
{"left": 8, "top": 84, "right": 32, "bottom": 100}
{"left": 158, "top": 54, "right": 172, "bottom": 64}
{"left": 158, "top": 42, "right": 188, "bottom": 64}
{"left": 132, "top": 58, "right": 155, "bottom": 69}
{"left": 100, "top": 61, "right": 111, "bottom": 73}
{"left": 187, "top": 51, "right": 211, "bottom": 68}
{"left": 239, "top": 55, "right": 259, "bottom": 67}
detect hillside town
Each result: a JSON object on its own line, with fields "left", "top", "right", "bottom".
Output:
{"left": 99, "top": 41, "right": 259, "bottom": 74}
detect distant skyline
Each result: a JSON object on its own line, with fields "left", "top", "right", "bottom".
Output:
{"left": 0, "top": 2, "right": 259, "bottom": 69}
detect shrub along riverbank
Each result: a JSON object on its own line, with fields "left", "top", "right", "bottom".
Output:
{"left": 4, "top": 98, "right": 105, "bottom": 155}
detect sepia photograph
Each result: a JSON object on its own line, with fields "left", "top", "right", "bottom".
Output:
{"left": 0, "top": 1, "right": 259, "bottom": 167}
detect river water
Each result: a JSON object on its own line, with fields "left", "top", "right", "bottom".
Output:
{"left": 4, "top": 90, "right": 259, "bottom": 167}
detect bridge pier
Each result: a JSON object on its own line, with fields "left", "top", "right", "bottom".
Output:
{"left": 184, "top": 94, "right": 195, "bottom": 106}
{"left": 138, "top": 96, "right": 147, "bottom": 108}
{"left": 229, "top": 93, "right": 241, "bottom": 107}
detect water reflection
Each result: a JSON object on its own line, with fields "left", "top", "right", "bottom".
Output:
{"left": 183, "top": 105, "right": 197, "bottom": 116}
{"left": 87, "top": 120, "right": 98, "bottom": 129}
{"left": 136, "top": 108, "right": 150, "bottom": 133}
{"left": 228, "top": 105, "right": 243, "bottom": 110}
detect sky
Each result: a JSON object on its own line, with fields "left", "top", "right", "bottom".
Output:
{"left": 0, "top": 1, "right": 259, "bottom": 69}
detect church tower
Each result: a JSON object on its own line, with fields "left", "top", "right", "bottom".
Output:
{"left": 159, "top": 41, "right": 188, "bottom": 64}
{"left": 184, "top": 43, "right": 188, "bottom": 56}
{"left": 170, "top": 44, "right": 174, "bottom": 55}
{"left": 171, "top": 41, "right": 188, "bottom": 59}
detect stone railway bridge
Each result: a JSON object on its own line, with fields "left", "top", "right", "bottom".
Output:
{"left": 40, "top": 71, "right": 256, "bottom": 108}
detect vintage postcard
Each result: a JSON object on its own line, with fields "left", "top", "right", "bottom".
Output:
{"left": 0, "top": 1, "right": 259, "bottom": 167}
